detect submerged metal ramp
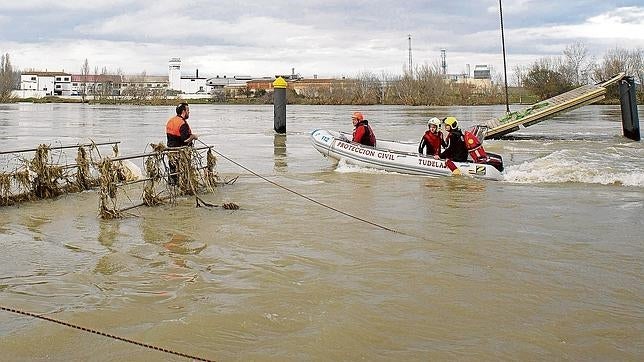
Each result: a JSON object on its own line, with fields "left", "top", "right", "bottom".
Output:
{"left": 481, "top": 73, "right": 626, "bottom": 139}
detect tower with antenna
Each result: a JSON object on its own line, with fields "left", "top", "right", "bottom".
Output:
{"left": 408, "top": 34, "right": 413, "bottom": 78}
{"left": 440, "top": 49, "right": 447, "bottom": 76}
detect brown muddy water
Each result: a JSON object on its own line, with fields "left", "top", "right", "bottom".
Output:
{"left": 0, "top": 103, "right": 642, "bottom": 361}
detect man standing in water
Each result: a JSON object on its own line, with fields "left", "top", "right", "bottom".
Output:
{"left": 166, "top": 102, "right": 198, "bottom": 147}
{"left": 166, "top": 103, "right": 198, "bottom": 184}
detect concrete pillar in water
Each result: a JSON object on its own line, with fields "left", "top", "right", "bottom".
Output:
{"left": 273, "top": 77, "right": 287, "bottom": 134}
{"left": 619, "top": 76, "right": 640, "bottom": 141}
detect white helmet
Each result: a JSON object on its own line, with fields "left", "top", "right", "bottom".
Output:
{"left": 427, "top": 117, "right": 441, "bottom": 127}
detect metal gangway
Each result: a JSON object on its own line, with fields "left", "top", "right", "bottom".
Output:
{"left": 480, "top": 73, "right": 628, "bottom": 139}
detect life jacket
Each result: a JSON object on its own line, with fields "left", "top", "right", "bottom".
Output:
{"left": 166, "top": 116, "right": 188, "bottom": 137}
{"left": 353, "top": 120, "right": 376, "bottom": 147}
{"left": 166, "top": 116, "right": 191, "bottom": 147}
{"left": 463, "top": 129, "right": 488, "bottom": 162}
{"left": 422, "top": 131, "right": 442, "bottom": 156}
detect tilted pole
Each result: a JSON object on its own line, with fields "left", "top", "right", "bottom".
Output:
{"left": 499, "top": 0, "right": 510, "bottom": 114}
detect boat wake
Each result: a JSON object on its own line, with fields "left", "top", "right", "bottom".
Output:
{"left": 334, "top": 159, "right": 395, "bottom": 175}
{"left": 504, "top": 149, "right": 644, "bottom": 187}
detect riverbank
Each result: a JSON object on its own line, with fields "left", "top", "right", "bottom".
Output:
{"left": 0, "top": 91, "right": 628, "bottom": 107}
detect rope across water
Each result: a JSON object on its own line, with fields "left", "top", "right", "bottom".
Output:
{"left": 0, "top": 305, "right": 215, "bottom": 361}
{"left": 200, "top": 140, "right": 422, "bottom": 240}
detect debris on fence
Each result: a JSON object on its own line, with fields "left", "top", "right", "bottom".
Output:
{"left": 97, "top": 143, "right": 238, "bottom": 219}
{"left": 1, "top": 141, "right": 238, "bottom": 217}
{"left": 0, "top": 141, "right": 119, "bottom": 206}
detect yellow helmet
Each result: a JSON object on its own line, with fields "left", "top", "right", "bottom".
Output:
{"left": 443, "top": 116, "right": 458, "bottom": 128}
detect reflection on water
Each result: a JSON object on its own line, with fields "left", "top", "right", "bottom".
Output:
{"left": 0, "top": 103, "right": 642, "bottom": 360}
{"left": 273, "top": 133, "right": 287, "bottom": 172}
{"left": 98, "top": 219, "right": 120, "bottom": 248}
{"left": 94, "top": 254, "right": 127, "bottom": 275}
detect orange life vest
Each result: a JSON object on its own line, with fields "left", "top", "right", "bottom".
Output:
{"left": 166, "top": 116, "right": 188, "bottom": 137}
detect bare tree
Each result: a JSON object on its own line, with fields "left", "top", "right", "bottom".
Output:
{"left": 413, "top": 63, "right": 448, "bottom": 105}
{"left": 592, "top": 47, "right": 630, "bottom": 82}
{"left": 93, "top": 65, "right": 99, "bottom": 99}
{"left": 123, "top": 71, "right": 151, "bottom": 103}
{"left": 352, "top": 71, "right": 382, "bottom": 104}
{"left": 591, "top": 47, "right": 644, "bottom": 100}
{"left": 562, "top": 41, "right": 591, "bottom": 86}
{"left": 96, "top": 66, "right": 115, "bottom": 100}
{"left": 523, "top": 56, "right": 573, "bottom": 99}
{"left": 512, "top": 64, "right": 525, "bottom": 87}
{"left": 0, "top": 52, "right": 15, "bottom": 101}
{"left": 80, "top": 58, "right": 90, "bottom": 102}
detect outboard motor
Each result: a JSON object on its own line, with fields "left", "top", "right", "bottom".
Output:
{"left": 466, "top": 125, "right": 504, "bottom": 172}
{"left": 485, "top": 152, "right": 504, "bottom": 172}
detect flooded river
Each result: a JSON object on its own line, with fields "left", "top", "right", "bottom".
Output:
{"left": 0, "top": 103, "right": 642, "bottom": 360}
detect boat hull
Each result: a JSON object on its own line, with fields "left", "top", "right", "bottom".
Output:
{"left": 310, "top": 129, "right": 503, "bottom": 181}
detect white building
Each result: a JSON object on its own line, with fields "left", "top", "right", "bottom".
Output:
{"left": 167, "top": 58, "right": 207, "bottom": 94}
{"left": 71, "top": 74, "right": 122, "bottom": 96}
{"left": 20, "top": 71, "right": 72, "bottom": 96}
{"left": 121, "top": 75, "right": 168, "bottom": 95}
{"left": 169, "top": 58, "right": 181, "bottom": 91}
{"left": 473, "top": 65, "right": 491, "bottom": 80}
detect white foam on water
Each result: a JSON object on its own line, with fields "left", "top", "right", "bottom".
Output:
{"left": 504, "top": 149, "right": 644, "bottom": 187}
{"left": 334, "top": 159, "right": 396, "bottom": 175}
{"left": 287, "top": 179, "right": 325, "bottom": 185}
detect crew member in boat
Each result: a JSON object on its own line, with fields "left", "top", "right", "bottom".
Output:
{"left": 351, "top": 112, "right": 376, "bottom": 147}
{"left": 418, "top": 117, "right": 444, "bottom": 157}
{"left": 439, "top": 117, "right": 468, "bottom": 162}
{"left": 166, "top": 102, "right": 199, "bottom": 184}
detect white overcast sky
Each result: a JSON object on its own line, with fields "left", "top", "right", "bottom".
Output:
{"left": 0, "top": 0, "right": 642, "bottom": 79}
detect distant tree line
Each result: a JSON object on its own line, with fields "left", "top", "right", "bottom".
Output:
{"left": 2, "top": 43, "right": 642, "bottom": 105}
{"left": 286, "top": 65, "right": 505, "bottom": 106}
{"left": 515, "top": 42, "right": 643, "bottom": 101}
{"left": 78, "top": 58, "right": 168, "bottom": 104}
{"left": 287, "top": 43, "right": 642, "bottom": 105}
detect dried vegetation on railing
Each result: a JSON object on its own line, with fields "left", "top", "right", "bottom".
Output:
{"left": 1, "top": 141, "right": 238, "bottom": 218}
{"left": 0, "top": 142, "right": 116, "bottom": 206}
{"left": 97, "top": 143, "right": 238, "bottom": 219}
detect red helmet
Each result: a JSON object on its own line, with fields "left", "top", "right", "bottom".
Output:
{"left": 352, "top": 112, "right": 364, "bottom": 121}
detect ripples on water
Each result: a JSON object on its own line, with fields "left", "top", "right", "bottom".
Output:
{"left": 0, "top": 103, "right": 642, "bottom": 360}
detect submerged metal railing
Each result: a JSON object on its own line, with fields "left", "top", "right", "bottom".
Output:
{"left": 0, "top": 141, "right": 120, "bottom": 206}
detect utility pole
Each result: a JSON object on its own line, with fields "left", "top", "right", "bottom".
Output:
{"left": 499, "top": 0, "right": 510, "bottom": 113}
{"left": 408, "top": 34, "right": 413, "bottom": 78}
{"left": 441, "top": 49, "right": 447, "bottom": 77}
